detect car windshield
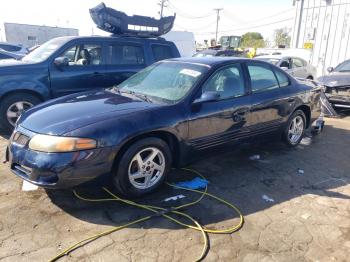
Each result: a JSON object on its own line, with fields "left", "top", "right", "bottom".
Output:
{"left": 334, "top": 60, "right": 350, "bottom": 72}
{"left": 22, "top": 38, "right": 69, "bottom": 63}
{"left": 117, "top": 61, "right": 209, "bottom": 104}
{"left": 255, "top": 57, "right": 280, "bottom": 65}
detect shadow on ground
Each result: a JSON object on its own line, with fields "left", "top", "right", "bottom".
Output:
{"left": 44, "top": 121, "right": 350, "bottom": 231}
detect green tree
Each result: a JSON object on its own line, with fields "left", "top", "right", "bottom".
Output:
{"left": 274, "top": 27, "right": 291, "bottom": 47}
{"left": 240, "top": 32, "right": 265, "bottom": 48}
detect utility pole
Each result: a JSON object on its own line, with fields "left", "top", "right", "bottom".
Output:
{"left": 214, "top": 8, "right": 223, "bottom": 44}
{"left": 158, "top": 0, "right": 167, "bottom": 18}
{"left": 295, "top": 0, "right": 305, "bottom": 48}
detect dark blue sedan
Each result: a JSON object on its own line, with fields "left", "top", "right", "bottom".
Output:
{"left": 6, "top": 58, "right": 322, "bottom": 197}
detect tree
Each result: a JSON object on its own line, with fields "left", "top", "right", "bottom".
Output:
{"left": 274, "top": 27, "right": 291, "bottom": 48}
{"left": 240, "top": 32, "right": 265, "bottom": 48}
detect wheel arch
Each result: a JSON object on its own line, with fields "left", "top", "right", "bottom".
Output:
{"left": 112, "top": 130, "right": 181, "bottom": 172}
{"left": 0, "top": 89, "right": 45, "bottom": 103}
{"left": 294, "top": 104, "right": 311, "bottom": 128}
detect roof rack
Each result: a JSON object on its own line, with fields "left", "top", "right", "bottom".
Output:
{"left": 89, "top": 2, "right": 175, "bottom": 38}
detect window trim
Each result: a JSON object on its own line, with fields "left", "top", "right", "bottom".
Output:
{"left": 273, "top": 67, "right": 291, "bottom": 88}
{"left": 200, "top": 62, "right": 248, "bottom": 101}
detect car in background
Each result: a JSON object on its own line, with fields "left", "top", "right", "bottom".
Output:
{"left": 193, "top": 49, "right": 246, "bottom": 58}
{"left": 318, "top": 59, "right": 350, "bottom": 109}
{"left": 0, "top": 42, "right": 28, "bottom": 56}
{"left": 255, "top": 55, "right": 316, "bottom": 80}
{"left": 0, "top": 49, "right": 25, "bottom": 60}
{"left": 0, "top": 35, "right": 180, "bottom": 131}
{"left": 6, "top": 57, "right": 322, "bottom": 197}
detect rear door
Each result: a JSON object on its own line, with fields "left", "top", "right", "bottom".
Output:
{"left": 49, "top": 40, "right": 106, "bottom": 97}
{"left": 245, "top": 61, "right": 290, "bottom": 137}
{"left": 188, "top": 62, "right": 252, "bottom": 150}
{"left": 103, "top": 41, "right": 146, "bottom": 87}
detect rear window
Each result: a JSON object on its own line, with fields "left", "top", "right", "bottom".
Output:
{"left": 152, "top": 44, "right": 173, "bottom": 62}
{"left": 0, "top": 44, "right": 21, "bottom": 52}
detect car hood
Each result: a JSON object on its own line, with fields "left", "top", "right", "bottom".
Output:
{"left": 18, "top": 89, "right": 158, "bottom": 135}
{"left": 318, "top": 72, "right": 350, "bottom": 87}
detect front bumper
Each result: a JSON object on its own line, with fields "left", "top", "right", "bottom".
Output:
{"left": 6, "top": 126, "right": 116, "bottom": 188}
{"left": 325, "top": 86, "right": 350, "bottom": 108}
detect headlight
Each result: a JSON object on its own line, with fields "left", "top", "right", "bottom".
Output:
{"left": 28, "top": 134, "right": 97, "bottom": 153}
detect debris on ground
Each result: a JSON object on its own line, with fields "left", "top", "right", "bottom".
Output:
{"left": 174, "top": 177, "right": 209, "bottom": 190}
{"left": 22, "top": 181, "right": 38, "bottom": 191}
{"left": 297, "top": 168, "right": 305, "bottom": 175}
{"left": 163, "top": 194, "right": 186, "bottom": 202}
{"left": 249, "top": 154, "right": 261, "bottom": 161}
{"left": 301, "top": 213, "right": 311, "bottom": 220}
{"left": 262, "top": 194, "right": 274, "bottom": 202}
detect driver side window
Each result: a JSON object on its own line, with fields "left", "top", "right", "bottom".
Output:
{"left": 60, "top": 44, "right": 102, "bottom": 66}
{"left": 202, "top": 64, "right": 245, "bottom": 100}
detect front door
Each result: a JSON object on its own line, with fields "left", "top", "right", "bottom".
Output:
{"left": 49, "top": 42, "right": 107, "bottom": 97}
{"left": 188, "top": 63, "right": 251, "bottom": 150}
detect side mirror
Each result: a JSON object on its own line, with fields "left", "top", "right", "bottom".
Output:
{"left": 54, "top": 57, "right": 69, "bottom": 68}
{"left": 281, "top": 66, "right": 289, "bottom": 71}
{"left": 192, "top": 91, "right": 220, "bottom": 105}
{"left": 327, "top": 67, "right": 334, "bottom": 73}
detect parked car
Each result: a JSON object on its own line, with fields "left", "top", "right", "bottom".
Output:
{"left": 6, "top": 57, "right": 323, "bottom": 197}
{"left": 255, "top": 55, "right": 316, "bottom": 80}
{"left": 193, "top": 49, "right": 246, "bottom": 58}
{"left": 0, "top": 49, "right": 24, "bottom": 60}
{"left": 0, "top": 35, "right": 180, "bottom": 131}
{"left": 0, "top": 42, "right": 28, "bottom": 56}
{"left": 318, "top": 59, "right": 350, "bottom": 109}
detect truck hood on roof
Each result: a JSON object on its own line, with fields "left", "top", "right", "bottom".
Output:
{"left": 18, "top": 89, "right": 158, "bottom": 135}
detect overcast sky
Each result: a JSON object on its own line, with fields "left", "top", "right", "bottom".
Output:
{"left": 0, "top": 0, "right": 295, "bottom": 43}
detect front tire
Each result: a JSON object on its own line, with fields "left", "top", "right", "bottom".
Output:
{"left": 113, "top": 137, "right": 172, "bottom": 197}
{"left": 0, "top": 93, "right": 41, "bottom": 132}
{"left": 283, "top": 110, "right": 306, "bottom": 147}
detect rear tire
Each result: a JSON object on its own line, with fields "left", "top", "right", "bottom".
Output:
{"left": 282, "top": 110, "right": 306, "bottom": 147}
{"left": 0, "top": 93, "right": 41, "bottom": 133}
{"left": 112, "top": 137, "right": 172, "bottom": 197}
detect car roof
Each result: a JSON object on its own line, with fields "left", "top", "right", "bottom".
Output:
{"left": 167, "top": 57, "right": 250, "bottom": 67}
{"left": 52, "top": 35, "right": 173, "bottom": 43}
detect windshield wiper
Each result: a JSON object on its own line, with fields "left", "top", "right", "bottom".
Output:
{"left": 112, "top": 87, "right": 153, "bottom": 103}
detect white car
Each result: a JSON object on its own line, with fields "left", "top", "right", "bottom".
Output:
{"left": 255, "top": 55, "right": 317, "bottom": 80}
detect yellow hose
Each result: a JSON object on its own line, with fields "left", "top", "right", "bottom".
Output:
{"left": 49, "top": 168, "right": 244, "bottom": 262}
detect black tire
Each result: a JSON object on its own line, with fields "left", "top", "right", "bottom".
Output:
{"left": 0, "top": 93, "right": 41, "bottom": 133}
{"left": 113, "top": 137, "right": 172, "bottom": 197}
{"left": 282, "top": 110, "right": 306, "bottom": 147}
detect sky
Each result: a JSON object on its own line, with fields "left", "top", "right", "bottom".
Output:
{"left": 0, "top": 0, "right": 296, "bottom": 44}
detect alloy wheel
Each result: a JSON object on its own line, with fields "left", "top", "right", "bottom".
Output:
{"left": 6, "top": 101, "right": 33, "bottom": 126}
{"left": 128, "top": 147, "right": 166, "bottom": 190}
{"left": 288, "top": 115, "right": 304, "bottom": 144}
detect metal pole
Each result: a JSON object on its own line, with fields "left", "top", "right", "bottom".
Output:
{"left": 214, "top": 8, "right": 223, "bottom": 44}
{"left": 295, "top": 0, "right": 305, "bottom": 48}
{"left": 160, "top": 0, "right": 166, "bottom": 18}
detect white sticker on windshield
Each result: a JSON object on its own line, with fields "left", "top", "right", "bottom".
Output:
{"left": 180, "top": 69, "right": 202, "bottom": 78}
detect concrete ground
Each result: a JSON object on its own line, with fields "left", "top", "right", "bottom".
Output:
{"left": 0, "top": 115, "right": 350, "bottom": 262}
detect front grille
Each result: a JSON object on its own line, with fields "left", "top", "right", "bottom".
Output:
{"left": 326, "top": 86, "right": 350, "bottom": 97}
{"left": 12, "top": 132, "right": 30, "bottom": 146}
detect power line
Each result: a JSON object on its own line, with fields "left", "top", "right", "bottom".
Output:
{"left": 223, "top": 8, "right": 294, "bottom": 26}
{"left": 174, "top": 20, "right": 217, "bottom": 32}
{"left": 167, "top": 0, "right": 214, "bottom": 19}
{"left": 193, "top": 17, "right": 294, "bottom": 35}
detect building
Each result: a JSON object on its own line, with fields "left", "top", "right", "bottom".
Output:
{"left": 291, "top": 0, "right": 350, "bottom": 76}
{"left": 4, "top": 23, "right": 79, "bottom": 48}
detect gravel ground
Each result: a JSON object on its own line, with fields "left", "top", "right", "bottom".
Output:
{"left": 0, "top": 115, "right": 349, "bottom": 262}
